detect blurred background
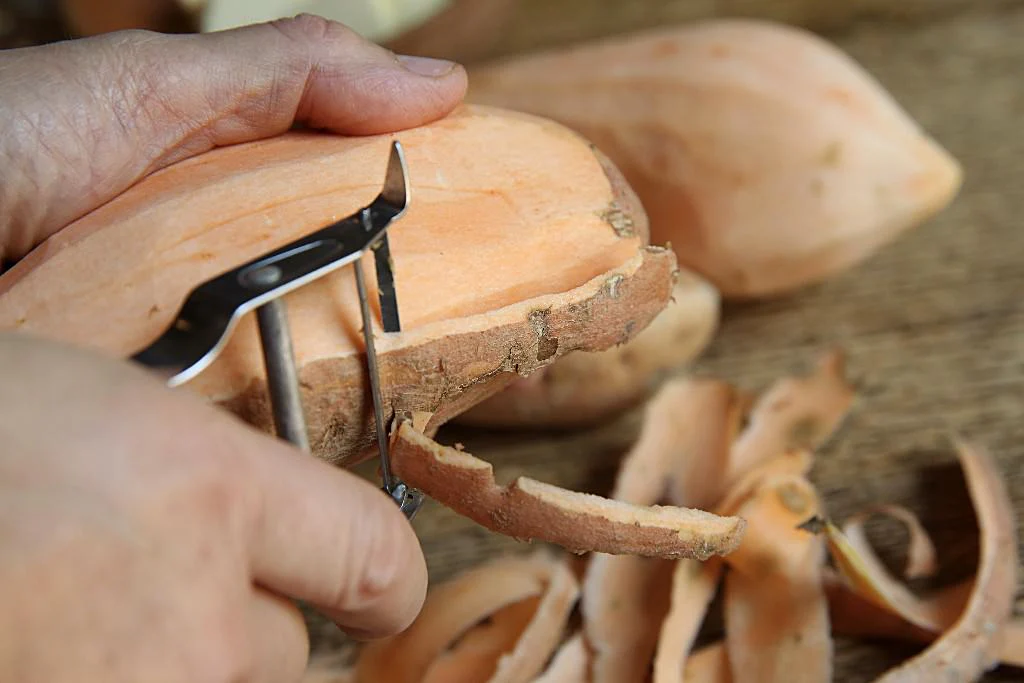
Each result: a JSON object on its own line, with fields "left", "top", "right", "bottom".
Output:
{"left": 0, "top": 0, "right": 1014, "bottom": 58}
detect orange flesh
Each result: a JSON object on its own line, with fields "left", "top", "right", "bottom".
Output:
{"left": 0, "top": 106, "right": 641, "bottom": 401}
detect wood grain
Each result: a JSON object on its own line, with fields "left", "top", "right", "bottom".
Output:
{"left": 313, "top": 6, "right": 1024, "bottom": 681}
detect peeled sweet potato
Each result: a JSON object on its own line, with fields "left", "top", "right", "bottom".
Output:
{"left": 0, "top": 104, "right": 675, "bottom": 466}
{"left": 467, "top": 20, "right": 963, "bottom": 298}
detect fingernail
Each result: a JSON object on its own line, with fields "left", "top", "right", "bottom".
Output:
{"left": 396, "top": 54, "right": 457, "bottom": 78}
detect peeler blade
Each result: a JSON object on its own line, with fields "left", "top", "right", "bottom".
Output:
{"left": 373, "top": 140, "right": 407, "bottom": 334}
{"left": 379, "top": 139, "right": 409, "bottom": 211}
{"left": 132, "top": 140, "right": 410, "bottom": 386}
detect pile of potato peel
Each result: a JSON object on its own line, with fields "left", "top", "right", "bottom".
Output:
{"left": 306, "top": 350, "right": 1021, "bottom": 682}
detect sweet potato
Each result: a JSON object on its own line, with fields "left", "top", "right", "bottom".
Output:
{"left": 454, "top": 267, "right": 720, "bottom": 430}
{"left": 467, "top": 20, "right": 963, "bottom": 298}
{"left": 0, "top": 105, "right": 675, "bottom": 466}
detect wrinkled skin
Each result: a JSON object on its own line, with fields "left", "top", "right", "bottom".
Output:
{"left": 0, "top": 15, "right": 466, "bottom": 683}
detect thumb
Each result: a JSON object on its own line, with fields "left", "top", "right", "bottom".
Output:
{"left": 0, "top": 14, "right": 467, "bottom": 258}
{"left": 147, "top": 13, "right": 469, "bottom": 159}
{"left": 240, "top": 428, "right": 429, "bottom": 640}
{"left": 191, "top": 14, "right": 468, "bottom": 139}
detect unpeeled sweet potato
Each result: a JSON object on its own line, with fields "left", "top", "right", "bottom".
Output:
{"left": 455, "top": 266, "right": 719, "bottom": 430}
{"left": 467, "top": 20, "right": 963, "bottom": 298}
{"left": 0, "top": 104, "right": 675, "bottom": 466}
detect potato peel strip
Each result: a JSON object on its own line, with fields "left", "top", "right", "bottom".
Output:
{"left": 799, "top": 516, "right": 945, "bottom": 632}
{"left": 652, "top": 558, "right": 724, "bottom": 683}
{"left": 724, "top": 474, "right": 833, "bottom": 682}
{"left": 873, "top": 439, "right": 1017, "bottom": 681}
{"left": 390, "top": 420, "right": 745, "bottom": 559}
{"left": 684, "top": 642, "right": 733, "bottom": 683}
{"left": 842, "top": 504, "right": 938, "bottom": 580}
{"left": 582, "top": 378, "right": 741, "bottom": 683}
{"left": 726, "top": 350, "right": 854, "bottom": 484}
{"left": 532, "top": 634, "right": 588, "bottom": 683}
{"left": 356, "top": 554, "right": 549, "bottom": 683}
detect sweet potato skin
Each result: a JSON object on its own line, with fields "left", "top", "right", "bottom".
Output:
{"left": 454, "top": 267, "right": 718, "bottom": 430}
{"left": 229, "top": 246, "right": 676, "bottom": 465}
{"left": 389, "top": 421, "right": 745, "bottom": 559}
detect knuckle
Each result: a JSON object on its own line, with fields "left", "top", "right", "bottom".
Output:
{"left": 320, "top": 494, "right": 426, "bottom": 636}
{"left": 270, "top": 13, "right": 359, "bottom": 45}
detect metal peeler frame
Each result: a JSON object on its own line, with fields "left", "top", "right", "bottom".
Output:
{"left": 131, "top": 140, "right": 424, "bottom": 520}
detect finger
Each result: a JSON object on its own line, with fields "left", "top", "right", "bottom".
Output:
{"left": 154, "top": 14, "right": 469, "bottom": 159}
{"left": 246, "top": 587, "right": 310, "bottom": 683}
{"left": 1, "top": 14, "right": 466, "bottom": 259}
{"left": 239, "top": 436, "right": 428, "bottom": 641}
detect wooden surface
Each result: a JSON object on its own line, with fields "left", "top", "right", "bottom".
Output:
{"left": 319, "top": 5, "right": 1024, "bottom": 681}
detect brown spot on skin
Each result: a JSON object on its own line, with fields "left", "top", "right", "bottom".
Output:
{"left": 819, "top": 142, "right": 843, "bottom": 167}
{"left": 15, "top": 317, "right": 25, "bottom": 326}
{"left": 599, "top": 204, "right": 635, "bottom": 238}
{"left": 538, "top": 336, "right": 559, "bottom": 361}
{"left": 148, "top": 305, "right": 159, "bottom": 317}
{"left": 529, "top": 309, "right": 559, "bottom": 361}
{"left": 710, "top": 44, "right": 730, "bottom": 58}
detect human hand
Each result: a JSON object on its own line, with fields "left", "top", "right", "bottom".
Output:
{"left": 0, "top": 13, "right": 467, "bottom": 262}
{"left": 0, "top": 15, "right": 467, "bottom": 683}
{"left": 0, "top": 332, "right": 427, "bottom": 682}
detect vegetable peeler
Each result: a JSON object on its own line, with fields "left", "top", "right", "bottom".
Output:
{"left": 130, "top": 140, "right": 424, "bottom": 520}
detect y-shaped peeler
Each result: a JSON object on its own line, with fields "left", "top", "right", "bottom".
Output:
{"left": 131, "top": 141, "right": 424, "bottom": 520}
